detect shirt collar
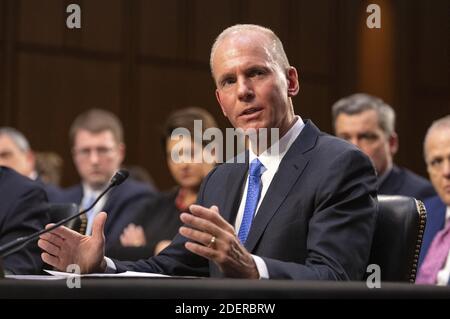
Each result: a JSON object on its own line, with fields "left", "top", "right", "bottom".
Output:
{"left": 82, "top": 183, "right": 107, "bottom": 198}
{"left": 249, "top": 115, "right": 305, "bottom": 172}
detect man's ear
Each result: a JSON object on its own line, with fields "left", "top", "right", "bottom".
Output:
{"left": 286, "top": 67, "right": 300, "bottom": 97}
{"left": 215, "top": 89, "right": 228, "bottom": 117}
{"left": 389, "top": 132, "right": 399, "bottom": 156}
{"left": 117, "top": 143, "right": 126, "bottom": 163}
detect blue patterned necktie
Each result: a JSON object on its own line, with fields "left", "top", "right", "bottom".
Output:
{"left": 238, "top": 158, "right": 266, "bottom": 244}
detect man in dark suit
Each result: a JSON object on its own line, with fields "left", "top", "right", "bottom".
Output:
{"left": 0, "top": 166, "right": 49, "bottom": 274}
{"left": 55, "top": 109, "right": 156, "bottom": 254}
{"left": 39, "top": 24, "right": 377, "bottom": 280}
{"left": 332, "top": 93, "right": 435, "bottom": 201}
{"left": 416, "top": 115, "right": 450, "bottom": 285}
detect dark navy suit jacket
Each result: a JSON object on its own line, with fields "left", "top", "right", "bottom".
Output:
{"left": 378, "top": 165, "right": 435, "bottom": 201}
{"left": 418, "top": 196, "right": 447, "bottom": 268}
{"left": 0, "top": 166, "right": 49, "bottom": 274}
{"left": 56, "top": 178, "right": 155, "bottom": 254}
{"left": 113, "top": 121, "right": 378, "bottom": 280}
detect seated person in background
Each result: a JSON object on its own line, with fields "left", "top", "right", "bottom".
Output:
{"left": 55, "top": 109, "right": 157, "bottom": 256}
{"left": 416, "top": 115, "right": 450, "bottom": 285}
{"left": 0, "top": 166, "right": 49, "bottom": 274}
{"left": 0, "top": 127, "right": 62, "bottom": 201}
{"left": 35, "top": 151, "right": 64, "bottom": 187}
{"left": 39, "top": 24, "right": 377, "bottom": 280}
{"left": 122, "top": 164, "right": 157, "bottom": 188}
{"left": 108, "top": 107, "right": 217, "bottom": 260}
{"left": 332, "top": 93, "right": 435, "bottom": 201}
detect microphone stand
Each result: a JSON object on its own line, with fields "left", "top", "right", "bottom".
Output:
{"left": 0, "top": 169, "right": 129, "bottom": 278}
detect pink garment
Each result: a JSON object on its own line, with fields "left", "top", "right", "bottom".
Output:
{"left": 416, "top": 222, "right": 450, "bottom": 284}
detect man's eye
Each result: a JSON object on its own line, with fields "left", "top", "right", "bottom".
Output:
{"left": 430, "top": 158, "right": 442, "bottom": 167}
{"left": 249, "top": 69, "right": 265, "bottom": 77}
{"left": 222, "top": 78, "right": 236, "bottom": 87}
{"left": 359, "top": 133, "right": 378, "bottom": 141}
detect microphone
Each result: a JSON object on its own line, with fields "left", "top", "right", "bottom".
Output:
{"left": 0, "top": 169, "right": 129, "bottom": 258}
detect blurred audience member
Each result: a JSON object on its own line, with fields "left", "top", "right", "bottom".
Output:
{"left": 0, "top": 127, "right": 61, "bottom": 200}
{"left": 0, "top": 166, "right": 49, "bottom": 274}
{"left": 108, "top": 107, "right": 217, "bottom": 260}
{"left": 122, "top": 164, "right": 157, "bottom": 189}
{"left": 332, "top": 93, "right": 435, "bottom": 200}
{"left": 35, "top": 151, "right": 64, "bottom": 186}
{"left": 56, "top": 109, "right": 156, "bottom": 256}
{"left": 417, "top": 115, "right": 450, "bottom": 285}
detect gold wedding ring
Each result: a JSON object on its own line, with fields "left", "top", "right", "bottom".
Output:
{"left": 208, "top": 235, "right": 216, "bottom": 248}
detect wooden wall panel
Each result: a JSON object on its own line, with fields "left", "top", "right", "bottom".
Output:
{"left": 78, "top": 0, "right": 122, "bottom": 53}
{"left": 18, "top": 0, "right": 64, "bottom": 46}
{"left": 245, "top": 0, "right": 285, "bottom": 36}
{"left": 139, "top": 0, "right": 181, "bottom": 59}
{"left": 0, "top": 0, "right": 4, "bottom": 42}
{"left": 190, "top": 0, "right": 239, "bottom": 63}
{"left": 416, "top": 1, "right": 449, "bottom": 89}
{"left": 296, "top": 83, "right": 331, "bottom": 133}
{"left": 290, "top": 0, "right": 333, "bottom": 75}
{"left": 16, "top": 52, "right": 121, "bottom": 184}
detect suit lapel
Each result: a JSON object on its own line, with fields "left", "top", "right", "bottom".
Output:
{"left": 244, "top": 120, "right": 319, "bottom": 252}
{"left": 220, "top": 159, "right": 248, "bottom": 224}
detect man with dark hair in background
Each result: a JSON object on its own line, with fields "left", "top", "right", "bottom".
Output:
{"left": 55, "top": 109, "right": 156, "bottom": 256}
{"left": 332, "top": 93, "right": 435, "bottom": 201}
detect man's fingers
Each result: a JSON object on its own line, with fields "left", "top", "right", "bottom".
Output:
{"left": 180, "top": 212, "right": 223, "bottom": 237}
{"left": 184, "top": 241, "right": 217, "bottom": 260}
{"left": 179, "top": 226, "right": 217, "bottom": 247}
{"left": 92, "top": 212, "right": 107, "bottom": 241}
{"left": 38, "top": 238, "right": 61, "bottom": 256}
{"left": 39, "top": 232, "right": 64, "bottom": 247}
{"left": 41, "top": 252, "right": 59, "bottom": 268}
{"left": 187, "top": 205, "right": 236, "bottom": 235}
{"left": 43, "top": 224, "right": 80, "bottom": 241}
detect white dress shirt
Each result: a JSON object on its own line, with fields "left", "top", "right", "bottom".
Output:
{"left": 234, "top": 116, "right": 305, "bottom": 278}
{"left": 81, "top": 184, "right": 108, "bottom": 236}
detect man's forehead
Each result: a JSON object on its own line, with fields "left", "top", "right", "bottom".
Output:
{"left": 0, "top": 135, "right": 20, "bottom": 150}
{"left": 74, "top": 129, "right": 116, "bottom": 144}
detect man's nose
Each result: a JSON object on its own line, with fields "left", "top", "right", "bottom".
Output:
{"left": 350, "top": 137, "right": 360, "bottom": 147}
{"left": 237, "top": 78, "right": 254, "bottom": 102}
{"left": 443, "top": 158, "right": 450, "bottom": 178}
{"left": 88, "top": 150, "right": 100, "bottom": 164}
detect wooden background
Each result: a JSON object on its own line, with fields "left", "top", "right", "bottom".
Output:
{"left": 0, "top": 0, "right": 449, "bottom": 190}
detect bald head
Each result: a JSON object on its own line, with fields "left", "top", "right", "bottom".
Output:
{"left": 210, "top": 24, "right": 290, "bottom": 81}
{"left": 424, "top": 115, "right": 450, "bottom": 205}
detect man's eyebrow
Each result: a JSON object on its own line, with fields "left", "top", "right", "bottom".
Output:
{"left": 217, "top": 72, "right": 234, "bottom": 84}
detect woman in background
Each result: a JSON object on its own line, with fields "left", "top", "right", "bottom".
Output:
{"left": 108, "top": 107, "right": 218, "bottom": 260}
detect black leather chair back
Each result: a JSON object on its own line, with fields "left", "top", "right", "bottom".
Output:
{"left": 368, "top": 195, "right": 427, "bottom": 283}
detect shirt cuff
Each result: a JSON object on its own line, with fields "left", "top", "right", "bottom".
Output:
{"left": 251, "top": 254, "right": 269, "bottom": 279}
{"left": 104, "top": 257, "right": 117, "bottom": 273}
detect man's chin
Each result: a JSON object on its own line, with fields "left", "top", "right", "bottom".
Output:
{"left": 87, "top": 178, "right": 109, "bottom": 190}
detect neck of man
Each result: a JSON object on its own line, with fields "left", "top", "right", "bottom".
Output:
{"left": 249, "top": 113, "right": 297, "bottom": 156}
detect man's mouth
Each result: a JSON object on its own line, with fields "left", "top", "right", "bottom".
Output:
{"left": 240, "top": 107, "right": 263, "bottom": 116}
